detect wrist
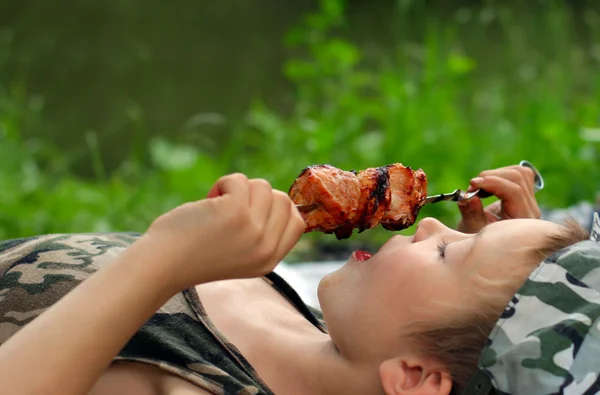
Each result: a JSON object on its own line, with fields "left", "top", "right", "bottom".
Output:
{"left": 119, "top": 233, "right": 213, "bottom": 294}
{"left": 111, "top": 234, "right": 184, "bottom": 299}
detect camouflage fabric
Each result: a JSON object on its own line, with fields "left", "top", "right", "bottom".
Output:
{"left": 0, "top": 233, "right": 327, "bottom": 395}
{"left": 464, "top": 213, "right": 600, "bottom": 395}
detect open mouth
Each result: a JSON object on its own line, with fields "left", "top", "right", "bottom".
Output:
{"left": 353, "top": 250, "right": 373, "bottom": 262}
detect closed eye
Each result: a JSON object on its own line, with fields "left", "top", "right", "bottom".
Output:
{"left": 437, "top": 239, "right": 449, "bottom": 259}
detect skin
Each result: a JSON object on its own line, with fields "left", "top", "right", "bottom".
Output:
{"left": 318, "top": 217, "right": 563, "bottom": 394}
{"left": 0, "top": 165, "right": 548, "bottom": 395}
{"left": 457, "top": 165, "right": 541, "bottom": 233}
{"left": 0, "top": 174, "right": 307, "bottom": 395}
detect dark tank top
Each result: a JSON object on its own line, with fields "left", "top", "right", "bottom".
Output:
{"left": 0, "top": 232, "right": 327, "bottom": 395}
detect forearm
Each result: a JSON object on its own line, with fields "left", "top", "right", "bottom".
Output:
{"left": 0, "top": 236, "right": 179, "bottom": 395}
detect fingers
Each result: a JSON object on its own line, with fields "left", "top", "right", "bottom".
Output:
{"left": 478, "top": 166, "right": 535, "bottom": 195}
{"left": 259, "top": 191, "right": 293, "bottom": 263}
{"left": 484, "top": 201, "right": 503, "bottom": 221}
{"left": 207, "top": 173, "right": 250, "bottom": 204}
{"left": 509, "top": 165, "right": 536, "bottom": 192}
{"left": 458, "top": 163, "right": 542, "bottom": 231}
{"left": 264, "top": 190, "right": 292, "bottom": 239}
{"left": 475, "top": 167, "right": 537, "bottom": 215}
{"left": 249, "top": 179, "right": 273, "bottom": 227}
{"left": 471, "top": 175, "right": 539, "bottom": 219}
{"left": 457, "top": 197, "right": 487, "bottom": 233}
{"left": 275, "top": 201, "right": 306, "bottom": 261}
{"left": 206, "top": 174, "right": 304, "bottom": 272}
{"left": 260, "top": 191, "right": 306, "bottom": 266}
{"left": 471, "top": 175, "right": 521, "bottom": 202}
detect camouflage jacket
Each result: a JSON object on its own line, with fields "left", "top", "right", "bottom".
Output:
{"left": 0, "top": 233, "right": 327, "bottom": 395}
{"left": 463, "top": 213, "right": 600, "bottom": 395}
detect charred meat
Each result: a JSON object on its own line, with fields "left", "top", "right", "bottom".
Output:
{"left": 288, "top": 163, "right": 428, "bottom": 239}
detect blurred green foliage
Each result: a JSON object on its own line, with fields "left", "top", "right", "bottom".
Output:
{"left": 1, "top": 0, "right": 599, "bottom": 260}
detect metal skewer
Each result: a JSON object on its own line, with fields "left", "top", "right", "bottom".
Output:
{"left": 424, "top": 160, "right": 544, "bottom": 205}
{"left": 293, "top": 160, "right": 544, "bottom": 212}
{"left": 295, "top": 203, "right": 318, "bottom": 212}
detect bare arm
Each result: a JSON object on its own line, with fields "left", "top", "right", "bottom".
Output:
{"left": 0, "top": 173, "right": 304, "bottom": 395}
{"left": 0, "top": 236, "right": 180, "bottom": 395}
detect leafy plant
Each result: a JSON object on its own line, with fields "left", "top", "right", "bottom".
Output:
{"left": 1, "top": 0, "right": 599, "bottom": 261}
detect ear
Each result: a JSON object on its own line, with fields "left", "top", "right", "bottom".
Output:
{"left": 379, "top": 355, "right": 452, "bottom": 395}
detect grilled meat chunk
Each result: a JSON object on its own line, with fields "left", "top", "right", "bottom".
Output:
{"left": 288, "top": 163, "right": 428, "bottom": 239}
{"left": 355, "top": 167, "right": 391, "bottom": 232}
{"left": 380, "top": 165, "right": 427, "bottom": 231}
{"left": 288, "top": 165, "right": 362, "bottom": 234}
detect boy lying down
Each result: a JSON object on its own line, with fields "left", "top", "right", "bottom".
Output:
{"left": 0, "top": 164, "right": 595, "bottom": 395}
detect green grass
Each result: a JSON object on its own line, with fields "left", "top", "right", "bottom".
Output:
{"left": 1, "top": 0, "right": 599, "bottom": 261}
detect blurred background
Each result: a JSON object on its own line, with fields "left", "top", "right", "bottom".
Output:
{"left": 1, "top": 0, "right": 599, "bottom": 262}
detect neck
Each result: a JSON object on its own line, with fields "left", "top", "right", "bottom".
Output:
{"left": 262, "top": 319, "right": 382, "bottom": 395}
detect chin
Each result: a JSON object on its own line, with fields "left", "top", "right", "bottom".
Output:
{"left": 317, "top": 264, "right": 344, "bottom": 291}
{"left": 316, "top": 269, "right": 341, "bottom": 309}
{"left": 316, "top": 273, "right": 332, "bottom": 304}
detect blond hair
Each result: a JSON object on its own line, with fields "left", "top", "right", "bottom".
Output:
{"left": 409, "top": 219, "right": 590, "bottom": 394}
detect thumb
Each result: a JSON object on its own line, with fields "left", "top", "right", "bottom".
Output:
{"left": 457, "top": 197, "right": 488, "bottom": 233}
{"left": 206, "top": 173, "right": 249, "bottom": 202}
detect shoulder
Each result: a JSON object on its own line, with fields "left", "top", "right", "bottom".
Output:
{"left": 0, "top": 232, "right": 142, "bottom": 273}
{"left": 0, "top": 232, "right": 144, "bottom": 343}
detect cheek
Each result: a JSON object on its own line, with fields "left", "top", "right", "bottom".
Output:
{"left": 368, "top": 259, "right": 450, "bottom": 319}
{"left": 369, "top": 258, "right": 418, "bottom": 295}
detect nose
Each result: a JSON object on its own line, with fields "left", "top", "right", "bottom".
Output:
{"left": 412, "top": 217, "right": 450, "bottom": 242}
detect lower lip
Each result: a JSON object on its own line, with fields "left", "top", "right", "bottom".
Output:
{"left": 353, "top": 250, "right": 373, "bottom": 262}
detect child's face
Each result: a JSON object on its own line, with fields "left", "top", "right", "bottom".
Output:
{"left": 317, "top": 217, "right": 563, "bottom": 363}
